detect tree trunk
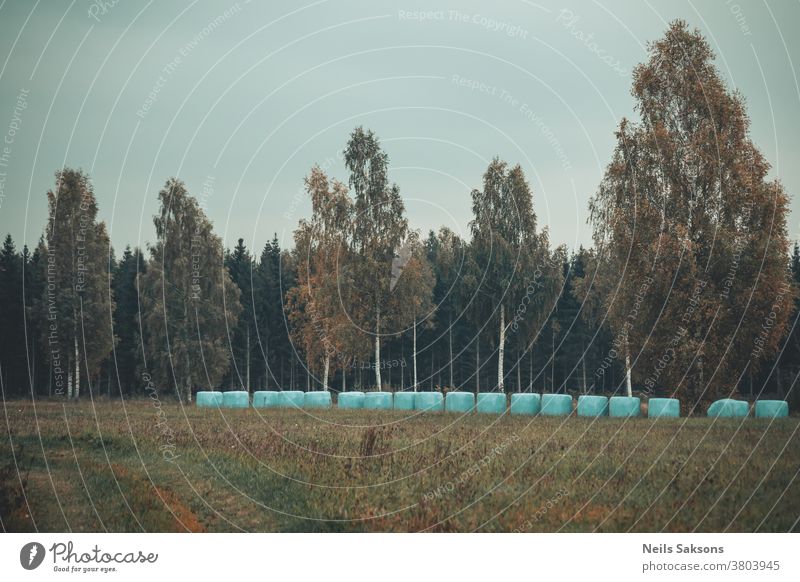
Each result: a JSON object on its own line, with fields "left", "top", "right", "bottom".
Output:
{"left": 551, "top": 321, "right": 555, "bottom": 393}
{"left": 624, "top": 337, "right": 633, "bottom": 398}
{"left": 246, "top": 325, "right": 251, "bottom": 392}
{"left": 323, "top": 353, "right": 330, "bottom": 391}
{"left": 375, "top": 307, "right": 382, "bottom": 391}
{"left": 449, "top": 315, "right": 454, "bottom": 389}
{"left": 529, "top": 346, "right": 533, "bottom": 392}
{"left": 186, "top": 349, "right": 192, "bottom": 402}
{"left": 582, "top": 338, "right": 588, "bottom": 394}
{"left": 517, "top": 347, "right": 521, "bottom": 392}
{"left": 476, "top": 337, "right": 480, "bottom": 393}
{"left": 497, "top": 304, "right": 505, "bottom": 392}
{"left": 400, "top": 340, "right": 404, "bottom": 390}
{"left": 73, "top": 334, "right": 80, "bottom": 399}
{"left": 413, "top": 318, "right": 418, "bottom": 391}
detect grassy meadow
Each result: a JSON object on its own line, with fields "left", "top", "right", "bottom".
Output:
{"left": 1, "top": 399, "right": 798, "bottom": 532}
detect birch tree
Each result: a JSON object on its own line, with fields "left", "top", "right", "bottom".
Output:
{"left": 42, "top": 169, "right": 115, "bottom": 399}
{"left": 470, "top": 159, "right": 557, "bottom": 392}
{"left": 589, "top": 21, "right": 794, "bottom": 406}
{"left": 344, "top": 128, "right": 408, "bottom": 390}
{"left": 288, "top": 166, "right": 354, "bottom": 391}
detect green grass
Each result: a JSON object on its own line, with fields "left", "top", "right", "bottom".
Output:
{"left": 1, "top": 399, "right": 798, "bottom": 532}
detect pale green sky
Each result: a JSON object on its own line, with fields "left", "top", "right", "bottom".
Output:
{"left": 0, "top": 0, "right": 798, "bottom": 255}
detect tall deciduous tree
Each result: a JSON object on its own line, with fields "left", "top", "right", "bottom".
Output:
{"left": 344, "top": 127, "right": 408, "bottom": 390}
{"left": 392, "top": 232, "right": 435, "bottom": 391}
{"left": 139, "top": 178, "right": 241, "bottom": 401}
{"left": 288, "top": 166, "right": 354, "bottom": 391}
{"left": 589, "top": 21, "right": 795, "bottom": 407}
{"left": 470, "top": 159, "right": 559, "bottom": 392}
{"left": 41, "top": 169, "right": 115, "bottom": 399}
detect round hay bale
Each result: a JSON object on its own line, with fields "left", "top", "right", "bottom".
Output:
{"left": 196, "top": 391, "right": 223, "bottom": 407}
{"left": 337, "top": 392, "right": 365, "bottom": 409}
{"left": 222, "top": 390, "right": 249, "bottom": 408}
{"left": 414, "top": 392, "right": 444, "bottom": 412}
{"left": 647, "top": 398, "right": 680, "bottom": 418}
{"left": 754, "top": 400, "right": 789, "bottom": 419}
{"left": 476, "top": 392, "right": 507, "bottom": 414}
{"left": 609, "top": 396, "right": 641, "bottom": 418}
{"left": 577, "top": 395, "right": 609, "bottom": 417}
{"left": 303, "top": 391, "right": 332, "bottom": 409}
{"left": 277, "top": 390, "right": 304, "bottom": 409}
{"left": 707, "top": 398, "right": 749, "bottom": 418}
{"left": 510, "top": 393, "right": 540, "bottom": 415}
{"left": 540, "top": 393, "right": 572, "bottom": 416}
{"left": 393, "top": 392, "right": 416, "bottom": 410}
{"left": 252, "top": 391, "right": 281, "bottom": 408}
{"left": 445, "top": 391, "right": 475, "bottom": 413}
{"left": 364, "top": 392, "right": 393, "bottom": 410}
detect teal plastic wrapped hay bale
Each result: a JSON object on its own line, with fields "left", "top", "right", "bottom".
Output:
{"left": 277, "top": 390, "right": 304, "bottom": 409}
{"left": 707, "top": 398, "right": 749, "bottom": 418}
{"left": 196, "top": 391, "right": 223, "bottom": 407}
{"left": 394, "top": 392, "right": 416, "bottom": 411}
{"left": 303, "top": 391, "right": 332, "bottom": 409}
{"left": 252, "top": 391, "right": 281, "bottom": 408}
{"left": 510, "top": 393, "right": 540, "bottom": 415}
{"left": 415, "top": 392, "right": 444, "bottom": 412}
{"left": 222, "top": 390, "right": 249, "bottom": 408}
{"left": 445, "top": 391, "right": 475, "bottom": 413}
{"left": 364, "top": 392, "right": 393, "bottom": 410}
{"left": 477, "top": 393, "right": 507, "bottom": 414}
{"left": 755, "top": 400, "right": 789, "bottom": 419}
{"left": 540, "top": 393, "right": 572, "bottom": 416}
{"left": 647, "top": 398, "right": 680, "bottom": 418}
{"left": 337, "top": 391, "right": 365, "bottom": 409}
{"left": 609, "top": 396, "right": 641, "bottom": 418}
{"left": 577, "top": 395, "right": 609, "bottom": 417}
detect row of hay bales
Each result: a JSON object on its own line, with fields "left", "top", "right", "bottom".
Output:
{"left": 196, "top": 391, "right": 788, "bottom": 418}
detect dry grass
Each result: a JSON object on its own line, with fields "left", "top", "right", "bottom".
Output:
{"left": 1, "top": 399, "right": 798, "bottom": 532}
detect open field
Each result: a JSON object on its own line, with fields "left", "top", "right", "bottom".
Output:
{"left": 1, "top": 399, "right": 798, "bottom": 532}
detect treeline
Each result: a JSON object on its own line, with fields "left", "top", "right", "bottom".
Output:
{"left": 1, "top": 21, "right": 798, "bottom": 410}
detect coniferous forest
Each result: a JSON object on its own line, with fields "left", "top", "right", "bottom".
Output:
{"left": 1, "top": 21, "right": 798, "bottom": 415}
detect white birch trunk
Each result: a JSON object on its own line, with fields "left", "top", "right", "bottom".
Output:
{"left": 323, "top": 353, "right": 330, "bottom": 391}
{"left": 413, "top": 318, "right": 418, "bottom": 392}
{"left": 73, "top": 334, "right": 80, "bottom": 399}
{"left": 448, "top": 316, "right": 454, "bottom": 389}
{"left": 375, "top": 307, "right": 382, "bottom": 391}
{"left": 624, "top": 338, "right": 633, "bottom": 398}
{"left": 497, "top": 304, "right": 505, "bottom": 392}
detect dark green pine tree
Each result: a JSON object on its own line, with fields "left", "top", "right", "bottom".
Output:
{"left": 225, "top": 238, "right": 256, "bottom": 391}
{"left": 255, "top": 235, "right": 295, "bottom": 390}
{"left": 111, "top": 246, "right": 146, "bottom": 395}
{"left": 25, "top": 237, "right": 49, "bottom": 395}
{"left": 0, "top": 234, "right": 27, "bottom": 396}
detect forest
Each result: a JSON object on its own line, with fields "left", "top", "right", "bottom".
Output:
{"left": 1, "top": 21, "right": 798, "bottom": 414}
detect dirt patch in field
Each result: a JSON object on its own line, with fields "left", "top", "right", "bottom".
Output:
{"left": 108, "top": 463, "right": 205, "bottom": 532}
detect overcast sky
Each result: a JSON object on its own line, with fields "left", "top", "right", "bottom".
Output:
{"left": 0, "top": 0, "right": 798, "bottom": 255}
